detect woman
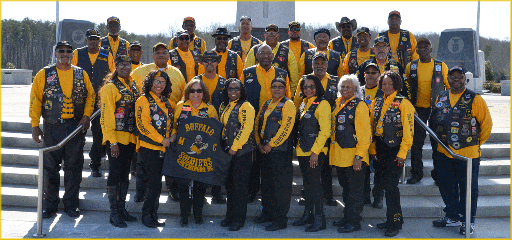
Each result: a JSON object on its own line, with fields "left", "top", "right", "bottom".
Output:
{"left": 218, "top": 78, "right": 255, "bottom": 231}
{"left": 253, "top": 78, "right": 296, "bottom": 232}
{"left": 369, "top": 70, "right": 414, "bottom": 237}
{"left": 100, "top": 55, "right": 139, "bottom": 228}
{"left": 330, "top": 74, "right": 372, "bottom": 233}
{"left": 292, "top": 74, "right": 330, "bottom": 232}
{"left": 171, "top": 78, "right": 219, "bottom": 227}
{"left": 135, "top": 70, "right": 175, "bottom": 228}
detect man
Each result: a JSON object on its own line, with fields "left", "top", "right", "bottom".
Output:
{"left": 240, "top": 44, "right": 290, "bottom": 202}
{"left": 328, "top": 17, "right": 358, "bottom": 58}
{"left": 227, "top": 16, "right": 262, "bottom": 62}
{"left": 299, "top": 28, "right": 343, "bottom": 78}
{"left": 168, "top": 16, "right": 206, "bottom": 55}
{"left": 194, "top": 50, "right": 228, "bottom": 204}
{"left": 280, "top": 21, "right": 315, "bottom": 70}
{"left": 431, "top": 66, "right": 492, "bottom": 235}
{"left": 378, "top": 10, "right": 419, "bottom": 70}
{"left": 101, "top": 16, "right": 130, "bottom": 59}
{"left": 169, "top": 31, "right": 200, "bottom": 82}
{"left": 294, "top": 51, "right": 339, "bottom": 207}
{"left": 405, "top": 37, "right": 450, "bottom": 185}
{"left": 342, "top": 27, "right": 375, "bottom": 76}
{"left": 71, "top": 29, "right": 115, "bottom": 178}
{"left": 357, "top": 36, "right": 405, "bottom": 89}
{"left": 129, "top": 41, "right": 143, "bottom": 71}
{"left": 245, "top": 24, "right": 299, "bottom": 96}
{"left": 198, "top": 27, "right": 244, "bottom": 79}
{"left": 30, "top": 41, "right": 96, "bottom": 218}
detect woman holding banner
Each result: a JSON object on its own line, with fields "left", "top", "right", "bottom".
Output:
{"left": 218, "top": 78, "right": 255, "bottom": 231}
{"left": 171, "top": 79, "right": 219, "bottom": 227}
{"left": 135, "top": 70, "right": 175, "bottom": 228}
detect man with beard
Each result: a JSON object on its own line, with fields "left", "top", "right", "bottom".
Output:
{"left": 228, "top": 16, "right": 262, "bottom": 62}
{"left": 328, "top": 17, "right": 358, "bottom": 58}
{"left": 198, "top": 28, "right": 244, "bottom": 79}
{"left": 168, "top": 16, "right": 206, "bottom": 55}
{"left": 342, "top": 27, "right": 375, "bottom": 76}
{"left": 299, "top": 28, "right": 343, "bottom": 79}
{"left": 101, "top": 16, "right": 129, "bottom": 59}
{"left": 280, "top": 21, "right": 315, "bottom": 71}
{"left": 169, "top": 31, "right": 200, "bottom": 82}
{"left": 245, "top": 24, "right": 299, "bottom": 96}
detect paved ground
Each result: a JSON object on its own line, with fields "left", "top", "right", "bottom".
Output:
{"left": 2, "top": 206, "right": 510, "bottom": 238}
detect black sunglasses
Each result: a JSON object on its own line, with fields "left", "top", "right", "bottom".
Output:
{"left": 57, "top": 49, "right": 73, "bottom": 53}
{"left": 179, "top": 37, "right": 190, "bottom": 41}
{"left": 189, "top": 88, "right": 203, "bottom": 93}
{"left": 216, "top": 37, "right": 229, "bottom": 41}
{"left": 203, "top": 58, "right": 217, "bottom": 63}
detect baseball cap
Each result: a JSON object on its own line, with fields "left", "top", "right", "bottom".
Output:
{"left": 115, "top": 55, "right": 131, "bottom": 65}
{"left": 107, "top": 16, "right": 120, "bottom": 24}
{"left": 55, "top": 41, "right": 73, "bottom": 51}
{"left": 314, "top": 28, "right": 331, "bottom": 38}
{"left": 130, "top": 41, "right": 142, "bottom": 49}
{"left": 176, "top": 31, "right": 190, "bottom": 38}
{"left": 183, "top": 16, "right": 195, "bottom": 24}
{"left": 240, "top": 16, "right": 252, "bottom": 22}
{"left": 312, "top": 51, "right": 328, "bottom": 61}
{"left": 365, "top": 63, "right": 380, "bottom": 72}
{"left": 265, "top": 24, "right": 279, "bottom": 32}
{"left": 373, "top": 36, "right": 389, "bottom": 46}
{"left": 85, "top": 29, "right": 100, "bottom": 38}
{"left": 356, "top": 27, "right": 370, "bottom": 36}
{"left": 448, "top": 66, "right": 466, "bottom": 75}
{"left": 388, "top": 10, "right": 401, "bottom": 18}
{"left": 152, "top": 42, "right": 168, "bottom": 52}
{"left": 289, "top": 21, "right": 300, "bottom": 29}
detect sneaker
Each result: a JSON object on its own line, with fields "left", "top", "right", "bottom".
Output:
{"left": 432, "top": 216, "right": 460, "bottom": 227}
{"left": 460, "top": 222, "right": 475, "bottom": 235}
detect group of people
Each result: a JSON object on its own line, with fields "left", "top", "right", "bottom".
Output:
{"left": 29, "top": 11, "right": 492, "bottom": 237}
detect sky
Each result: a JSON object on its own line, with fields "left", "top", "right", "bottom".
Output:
{"left": 1, "top": 1, "right": 510, "bottom": 41}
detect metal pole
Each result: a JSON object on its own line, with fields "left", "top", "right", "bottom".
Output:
{"left": 52, "top": 1, "right": 59, "bottom": 64}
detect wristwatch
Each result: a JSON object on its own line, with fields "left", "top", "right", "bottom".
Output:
{"left": 355, "top": 155, "right": 363, "bottom": 161}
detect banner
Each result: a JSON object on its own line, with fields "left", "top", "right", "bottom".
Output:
{"left": 162, "top": 116, "right": 231, "bottom": 186}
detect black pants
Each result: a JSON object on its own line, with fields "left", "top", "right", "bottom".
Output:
{"left": 410, "top": 107, "right": 438, "bottom": 180}
{"left": 178, "top": 178, "right": 207, "bottom": 218}
{"left": 248, "top": 151, "right": 262, "bottom": 197}
{"left": 336, "top": 163, "right": 366, "bottom": 226}
{"left": 106, "top": 143, "right": 135, "bottom": 187}
{"left": 437, "top": 152, "right": 480, "bottom": 223}
{"left": 89, "top": 111, "right": 106, "bottom": 170}
{"left": 139, "top": 147, "right": 164, "bottom": 214}
{"left": 321, "top": 155, "right": 334, "bottom": 200}
{"left": 42, "top": 119, "right": 85, "bottom": 210}
{"left": 261, "top": 150, "right": 293, "bottom": 225}
{"left": 298, "top": 154, "right": 325, "bottom": 215}
{"left": 374, "top": 138, "right": 404, "bottom": 229}
{"left": 225, "top": 151, "right": 253, "bottom": 225}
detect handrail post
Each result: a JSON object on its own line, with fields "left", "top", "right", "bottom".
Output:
{"left": 33, "top": 149, "right": 46, "bottom": 238}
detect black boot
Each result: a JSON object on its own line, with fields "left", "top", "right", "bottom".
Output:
{"left": 292, "top": 209, "right": 313, "bottom": 226}
{"left": 141, "top": 211, "right": 157, "bottom": 228}
{"left": 305, "top": 214, "right": 326, "bottom": 232}
{"left": 107, "top": 186, "right": 127, "bottom": 228}
{"left": 373, "top": 196, "right": 383, "bottom": 209}
{"left": 118, "top": 182, "right": 137, "bottom": 222}
{"left": 151, "top": 212, "right": 165, "bottom": 227}
{"left": 193, "top": 195, "right": 204, "bottom": 224}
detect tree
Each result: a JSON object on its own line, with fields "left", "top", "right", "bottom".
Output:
{"left": 485, "top": 60, "right": 494, "bottom": 82}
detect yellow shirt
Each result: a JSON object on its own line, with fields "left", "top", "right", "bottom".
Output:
{"left": 220, "top": 100, "right": 256, "bottom": 152}
{"left": 197, "top": 74, "right": 219, "bottom": 103}
{"left": 387, "top": 31, "right": 419, "bottom": 63}
{"left": 342, "top": 49, "right": 372, "bottom": 76}
{"left": 106, "top": 34, "right": 130, "bottom": 58}
{"left": 168, "top": 48, "right": 196, "bottom": 82}
{"left": 363, "top": 86, "right": 379, "bottom": 103}
{"left": 100, "top": 77, "right": 138, "bottom": 145}
{"left": 286, "top": 40, "right": 315, "bottom": 71}
{"left": 171, "top": 100, "right": 219, "bottom": 136}
{"left": 296, "top": 96, "right": 331, "bottom": 156}
{"left": 240, "top": 64, "right": 292, "bottom": 110}
{"left": 131, "top": 62, "right": 143, "bottom": 72}
{"left": 135, "top": 92, "right": 176, "bottom": 152}
{"left": 71, "top": 49, "right": 116, "bottom": 73}
{"left": 197, "top": 49, "right": 244, "bottom": 79}
{"left": 369, "top": 91, "right": 415, "bottom": 159}
{"left": 168, "top": 35, "right": 207, "bottom": 54}
{"left": 254, "top": 97, "right": 296, "bottom": 148}
{"left": 298, "top": 49, "right": 343, "bottom": 79}
{"left": 227, "top": 36, "right": 262, "bottom": 63}
{"left": 131, "top": 63, "right": 186, "bottom": 103}
{"left": 330, "top": 97, "right": 372, "bottom": 167}
{"left": 29, "top": 67, "right": 96, "bottom": 127}
{"left": 245, "top": 42, "right": 299, "bottom": 96}
{"left": 405, "top": 59, "right": 450, "bottom": 108}
{"left": 293, "top": 73, "right": 332, "bottom": 109}
{"left": 436, "top": 89, "right": 493, "bottom": 159}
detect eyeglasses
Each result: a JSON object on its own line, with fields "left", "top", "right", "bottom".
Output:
{"left": 289, "top": 27, "right": 301, "bottom": 32}
{"left": 449, "top": 75, "right": 465, "bottom": 80}
{"left": 179, "top": 37, "right": 190, "bottom": 41}
{"left": 216, "top": 37, "right": 229, "bottom": 41}
{"left": 271, "top": 85, "right": 285, "bottom": 90}
{"left": 365, "top": 71, "right": 380, "bottom": 75}
{"left": 153, "top": 80, "right": 166, "bottom": 85}
{"left": 203, "top": 58, "right": 217, "bottom": 63}
{"left": 189, "top": 88, "right": 203, "bottom": 93}
{"left": 117, "top": 63, "right": 131, "bottom": 69}
{"left": 184, "top": 24, "right": 195, "bottom": 28}
{"left": 57, "top": 49, "right": 73, "bottom": 53}
{"left": 227, "top": 87, "right": 241, "bottom": 92}
{"left": 266, "top": 32, "right": 278, "bottom": 36}
{"left": 303, "top": 85, "right": 316, "bottom": 90}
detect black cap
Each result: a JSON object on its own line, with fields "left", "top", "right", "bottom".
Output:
{"left": 373, "top": 36, "right": 389, "bottom": 46}
{"left": 388, "top": 10, "right": 401, "bottom": 18}
{"left": 198, "top": 50, "right": 222, "bottom": 62}
{"left": 107, "top": 16, "right": 120, "bottom": 24}
{"left": 85, "top": 29, "right": 100, "bottom": 38}
{"left": 448, "top": 66, "right": 465, "bottom": 75}
{"left": 288, "top": 21, "right": 300, "bottom": 29}
{"left": 55, "top": 41, "right": 73, "bottom": 51}
{"left": 314, "top": 28, "right": 331, "bottom": 38}
{"left": 212, "top": 27, "right": 232, "bottom": 38}
{"left": 115, "top": 55, "right": 131, "bottom": 65}
{"left": 365, "top": 63, "right": 380, "bottom": 72}
{"left": 265, "top": 24, "right": 279, "bottom": 32}
{"left": 356, "top": 27, "right": 370, "bottom": 36}
{"left": 312, "top": 51, "right": 328, "bottom": 61}
{"left": 130, "top": 41, "right": 142, "bottom": 49}
{"left": 176, "top": 31, "right": 189, "bottom": 38}
{"left": 239, "top": 16, "right": 251, "bottom": 22}
{"left": 152, "top": 42, "right": 167, "bottom": 52}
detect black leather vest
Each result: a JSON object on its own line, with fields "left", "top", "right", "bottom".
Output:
{"left": 330, "top": 36, "right": 358, "bottom": 58}
{"left": 229, "top": 36, "right": 261, "bottom": 59}
{"left": 42, "top": 65, "right": 88, "bottom": 124}
{"left": 333, "top": 98, "right": 361, "bottom": 148}
{"left": 169, "top": 48, "right": 199, "bottom": 82}
{"left": 111, "top": 77, "right": 139, "bottom": 133}
{"left": 100, "top": 36, "right": 127, "bottom": 59}
{"left": 76, "top": 47, "right": 110, "bottom": 93}
{"left": 323, "top": 74, "right": 339, "bottom": 107}
{"left": 304, "top": 49, "right": 341, "bottom": 77}
{"left": 172, "top": 36, "right": 204, "bottom": 55}
{"left": 297, "top": 96, "right": 328, "bottom": 152}
{"left": 252, "top": 43, "right": 290, "bottom": 73}
{"left": 379, "top": 30, "right": 413, "bottom": 70}
{"left": 281, "top": 39, "right": 312, "bottom": 59}
{"left": 195, "top": 74, "right": 225, "bottom": 111}
{"left": 138, "top": 94, "right": 174, "bottom": 146}
{"left": 432, "top": 89, "right": 480, "bottom": 150}
{"left": 257, "top": 97, "right": 291, "bottom": 152}
{"left": 243, "top": 66, "right": 288, "bottom": 115}
{"left": 408, "top": 59, "right": 445, "bottom": 107}
{"left": 348, "top": 48, "right": 375, "bottom": 75}
{"left": 219, "top": 101, "right": 254, "bottom": 156}
{"left": 373, "top": 95, "right": 405, "bottom": 148}
{"left": 215, "top": 49, "right": 239, "bottom": 79}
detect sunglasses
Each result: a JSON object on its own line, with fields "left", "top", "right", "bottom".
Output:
{"left": 449, "top": 75, "right": 464, "bottom": 80}
{"left": 365, "top": 71, "right": 380, "bottom": 75}
{"left": 179, "top": 37, "right": 190, "bottom": 41}
{"left": 88, "top": 37, "right": 100, "bottom": 41}
{"left": 57, "top": 49, "right": 73, "bottom": 53}
{"left": 189, "top": 88, "right": 203, "bottom": 93}
{"left": 216, "top": 37, "right": 229, "bottom": 41}
{"left": 271, "top": 85, "right": 285, "bottom": 90}
{"left": 203, "top": 58, "right": 217, "bottom": 63}
{"left": 228, "top": 87, "right": 241, "bottom": 92}
{"left": 289, "top": 27, "right": 301, "bottom": 32}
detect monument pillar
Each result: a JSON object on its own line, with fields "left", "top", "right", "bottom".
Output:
{"left": 235, "top": 1, "right": 295, "bottom": 41}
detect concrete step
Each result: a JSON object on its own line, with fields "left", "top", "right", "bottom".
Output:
{"left": 1, "top": 131, "right": 93, "bottom": 149}
{"left": 2, "top": 165, "right": 509, "bottom": 196}
{"left": 2, "top": 184, "right": 509, "bottom": 218}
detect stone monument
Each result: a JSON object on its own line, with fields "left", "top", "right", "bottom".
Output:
{"left": 235, "top": 1, "right": 295, "bottom": 41}
{"left": 437, "top": 28, "right": 479, "bottom": 77}
{"left": 58, "top": 19, "right": 95, "bottom": 50}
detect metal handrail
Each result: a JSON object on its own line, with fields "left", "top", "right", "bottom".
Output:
{"left": 33, "top": 109, "right": 101, "bottom": 238}
{"left": 414, "top": 115, "right": 473, "bottom": 238}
